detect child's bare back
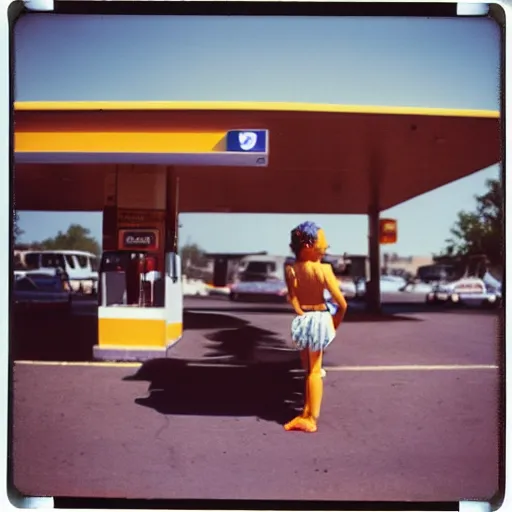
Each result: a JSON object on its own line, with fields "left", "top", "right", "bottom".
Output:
{"left": 287, "top": 261, "right": 347, "bottom": 324}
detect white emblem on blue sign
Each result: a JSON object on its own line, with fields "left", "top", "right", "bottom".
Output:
{"left": 238, "top": 132, "right": 258, "bottom": 151}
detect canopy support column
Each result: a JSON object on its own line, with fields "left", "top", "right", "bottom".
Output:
{"left": 366, "top": 144, "right": 382, "bottom": 315}
{"left": 367, "top": 206, "right": 382, "bottom": 314}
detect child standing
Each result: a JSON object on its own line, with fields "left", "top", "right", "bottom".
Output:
{"left": 284, "top": 221, "right": 347, "bottom": 433}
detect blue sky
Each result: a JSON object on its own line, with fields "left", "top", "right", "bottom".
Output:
{"left": 14, "top": 15, "right": 501, "bottom": 256}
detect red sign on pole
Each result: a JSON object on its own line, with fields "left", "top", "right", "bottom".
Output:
{"left": 379, "top": 218, "right": 397, "bottom": 244}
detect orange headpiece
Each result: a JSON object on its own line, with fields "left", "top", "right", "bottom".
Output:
{"left": 290, "top": 221, "right": 329, "bottom": 261}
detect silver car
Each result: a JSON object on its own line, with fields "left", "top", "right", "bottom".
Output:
{"left": 426, "top": 277, "right": 499, "bottom": 308}
{"left": 230, "top": 279, "right": 288, "bottom": 302}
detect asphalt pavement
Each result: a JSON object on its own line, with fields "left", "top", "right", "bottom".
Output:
{"left": 11, "top": 294, "right": 502, "bottom": 502}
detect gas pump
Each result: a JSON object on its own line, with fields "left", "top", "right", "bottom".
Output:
{"left": 99, "top": 250, "right": 163, "bottom": 308}
{"left": 95, "top": 221, "right": 183, "bottom": 361}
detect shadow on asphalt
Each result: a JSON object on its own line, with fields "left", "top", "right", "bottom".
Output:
{"left": 124, "top": 357, "right": 305, "bottom": 425}
{"left": 11, "top": 308, "right": 98, "bottom": 362}
{"left": 203, "top": 325, "right": 287, "bottom": 361}
{"left": 183, "top": 310, "right": 248, "bottom": 330}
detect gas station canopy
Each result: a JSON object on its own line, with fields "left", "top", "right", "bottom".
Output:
{"left": 14, "top": 101, "right": 500, "bottom": 214}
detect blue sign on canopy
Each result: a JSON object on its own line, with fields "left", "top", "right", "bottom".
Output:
{"left": 226, "top": 130, "right": 268, "bottom": 153}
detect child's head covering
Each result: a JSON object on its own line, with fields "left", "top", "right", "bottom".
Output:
{"left": 290, "top": 221, "right": 324, "bottom": 256}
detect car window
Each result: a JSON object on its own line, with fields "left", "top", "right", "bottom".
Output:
{"left": 246, "top": 261, "right": 278, "bottom": 274}
{"left": 65, "top": 255, "right": 76, "bottom": 269}
{"left": 77, "top": 256, "right": 89, "bottom": 268}
{"left": 89, "top": 256, "right": 99, "bottom": 272}
{"left": 245, "top": 262, "right": 268, "bottom": 274}
{"left": 41, "top": 253, "right": 66, "bottom": 269}
{"left": 241, "top": 261, "right": 276, "bottom": 282}
{"left": 24, "top": 253, "right": 40, "bottom": 270}
{"left": 13, "top": 253, "right": 25, "bottom": 270}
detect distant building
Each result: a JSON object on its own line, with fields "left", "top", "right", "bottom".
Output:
{"left": 332, "top": 252, "right": 434, "bottom": 279}
{"left": 383, "top": 253, "right": 434, "bottom": 276}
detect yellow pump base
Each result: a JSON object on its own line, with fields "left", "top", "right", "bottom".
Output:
{"left": 93, "top": 307, "right": 183, "bottom": 361}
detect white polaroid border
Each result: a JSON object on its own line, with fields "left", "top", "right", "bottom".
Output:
{"left": 1, "top": 1, "right": 509, "bottom": 512}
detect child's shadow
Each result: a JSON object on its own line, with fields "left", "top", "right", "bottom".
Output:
{"left": 124, "top": 358, "right": 305, "bottom": 425}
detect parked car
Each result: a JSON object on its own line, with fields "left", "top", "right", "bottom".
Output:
{"left": 399, "top": 280, "right": 435, "bottom": 294}
{"left": 13, "top": 272, "right": 73, "bottom": 314}
{"left": 425, "top": 277, "right": 500, "bottom": 308}
{"left": 354, "top": 275, "right": 408, "bottom": 297}
{"left": 230, "top": 279, "right": 288, "bottom": 302}
{"left": 338, "top": 278, "right": 357, "bottom": 298}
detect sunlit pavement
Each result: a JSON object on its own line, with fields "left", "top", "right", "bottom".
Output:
{"left": 12, "top": 295, "right": 501, "bottom": 502}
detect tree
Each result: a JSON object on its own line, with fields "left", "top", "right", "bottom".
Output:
{"left": 37, "top": 224, "right": 101, "bottom": 255}
{"left": 13, "top": 211, "right": 24, "bottom": 245}
{"left": 180, "top": 243, "right": 208, "bottom": 269}
{"left": 438, "top": 178, "right": 503, "bottom": 268}
{"left": 179, "top": 242, "right": 213, "bottom": 280}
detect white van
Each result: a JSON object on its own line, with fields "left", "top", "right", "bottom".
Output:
{"left": 17, "top": 250, "right": 99, "bottom": 294}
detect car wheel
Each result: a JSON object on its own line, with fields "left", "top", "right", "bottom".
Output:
{"left": 484, "top": 296, "right": 499, "bottom": 309}
{"left": 448, "top": 294, "right": 460, "bottom": 307}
